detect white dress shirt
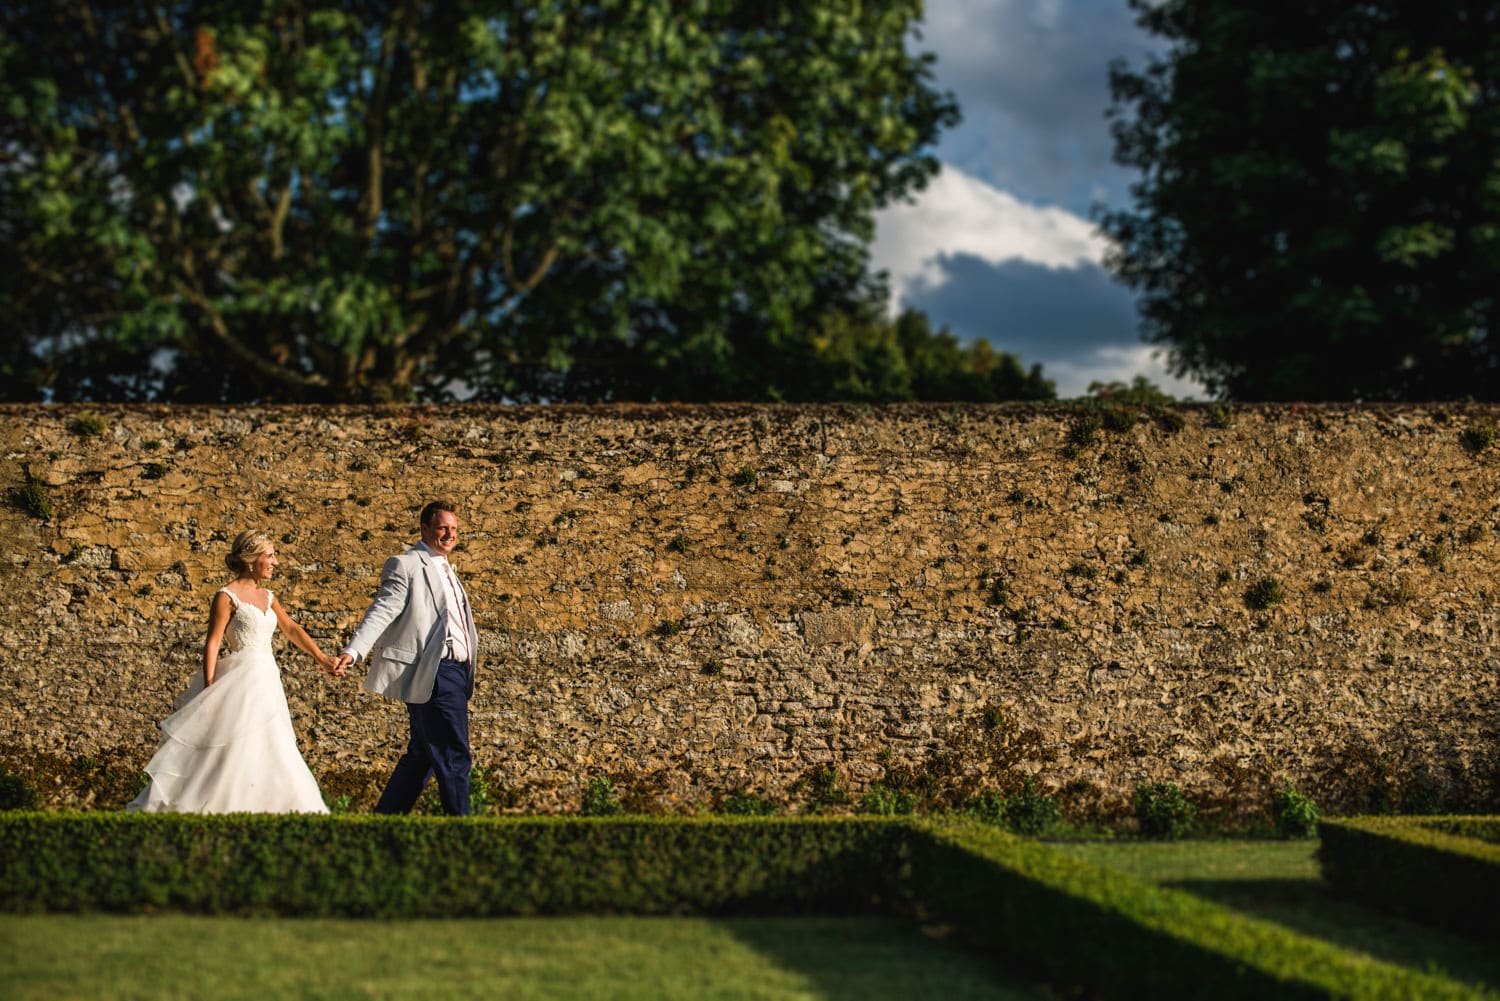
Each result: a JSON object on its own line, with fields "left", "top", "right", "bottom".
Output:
{"left": 432, "top": 554, "right": 471, "bottom": 664}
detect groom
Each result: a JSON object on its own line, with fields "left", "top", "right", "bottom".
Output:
{"left": 335, "top": 500, "right": 478, "bottom": 815}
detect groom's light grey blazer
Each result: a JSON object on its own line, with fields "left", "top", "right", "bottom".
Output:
{"left": 345, "top": 541, "right": 478, "bottom": 704}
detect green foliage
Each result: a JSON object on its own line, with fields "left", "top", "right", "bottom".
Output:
{"left": 797, "top": 765, "right": 850, "bottom": 810}
{"left": 1243, "top": 576, "right": 1283, "bottom": 610}
{"left": 0, "top": 814, "right": 909, "bottom": 918}
{"left": 468, "top": 766, "right": 495, "bottom": 817}
{"left": 580, "top": 776, "right": 623, "bottom": 817}
{"left": 776, "top": 307, "right": 1055, "bottom": 404}
{"left": 962, "top": 791, "right": 1008, "bottom": 826}
{"left": 1460, "top": 420, "right": 1496, "bottom": 453}
{"left": 0, "top": 769, "right": 38, "bottom": 810}
{"left": 0, "top": 750, "right": 146, "bottom": 810}
{"left": 1087, "top": 376, "right": 1177, "bottom": 408}
{"left": 912, "top": 819, "right": 1480, "bottom": 1000}
{"left": 1066, "top": 401, "right": 1150, "bottom": 454}
{"left": 322, "top": 792, "right": 353, "bottom": 815}
{"left": 962, "top": 779, "right": 1062, "bottom": 837}
{"left": 13, "top": 468, "right": 52, "bottom": 520}
{"left": 1, "top": 1, "right": 957, "bottom": 404}
{"left": 1270, "top": 783, "right": 1320, "bottom": 839}
{"left": 1067, "top": 560, "right": 1100, "bottom": 580}
{"left": 1153, "top": 409, "right": 1186, "bottom": 433}
{"left": 982, "top": 572, "right": 1012, "bottom": 607}
{"left": 1000, "top": 779, "right": 1064, "bottom": 837}
{"left": 411, "top": 782, "right": 446, "bottom": 816}
{"left": 1067, "top": 412, "right": 1102, "bottom": 449}
{"left": 1, "top": 814, "right": 1484, "bottom": 999}
{"left": 857, "top": 783, "right": 916, "bottom": 817}
{"left": 1104, "top": 1, "right": 1500, "bottom": 402}
{"left": 1100, "top": 407, "right": 1138, "bottom": 433}
{"left": 69, "top": 412, "right": 107, "bottom": 437}
{"left": 1319, "top": 815, "right": 1500, "bottom": 942}
{"left": 717, "top": 788, "right": 779, "bottom": 817}
{"left": 1133, "top": 782, "right": 1196, "bottom": 839}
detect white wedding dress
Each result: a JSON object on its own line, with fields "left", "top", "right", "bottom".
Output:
{"left": 127, "top": 588, "right": 328, "bottom": 814}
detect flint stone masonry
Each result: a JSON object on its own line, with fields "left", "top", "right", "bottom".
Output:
{"left": 3, "top": 402, "right": 1499, "bottom": 814}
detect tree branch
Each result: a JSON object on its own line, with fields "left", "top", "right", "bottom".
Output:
{"left": 361, "top": 14, "right": 403, "bottom": 246}
{"left": 501, "top": 225, "right": 560, "bottom": 295}
{"left": 269, "top": 180, "right": 292, "bottom": 261}
{"left": 174, "top": 255, "right": 328, "bottom": 393}
{"left": 155, "top": 7, "right": 199, "bottom": 91}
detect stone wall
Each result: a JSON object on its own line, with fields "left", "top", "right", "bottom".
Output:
{"left": 4, "top": 402, "right": 1499, "bottom": 816}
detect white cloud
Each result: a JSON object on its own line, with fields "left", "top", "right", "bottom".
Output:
{"left": 911, "top": 0, "right": 1159, "bottom": 210}
{"left": 872, "top": 162, "right": 1209, "bottom": 401}
{"left": 1044, "top": 346, "right": 1205, "bottom": 401}
{"left": 874, "top": 6, "right": 1206, "bottom": 402}
{"left": 918, "top": 0, "right": 1152, "bottom": 133}
{"left": 872, "top": 162, "right": 1107, "bottom": 309}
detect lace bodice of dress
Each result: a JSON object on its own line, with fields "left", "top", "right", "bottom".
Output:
{"left": 221, "top": 588, "right": 278, "bottom": 653}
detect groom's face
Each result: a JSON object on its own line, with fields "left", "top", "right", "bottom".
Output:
{"left": 422, "top": 510, "right": 459, "bottom": 557}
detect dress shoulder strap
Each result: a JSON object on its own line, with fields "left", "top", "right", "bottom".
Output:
{"left": 217, "top": 587, "right": 241, "bottom": 608}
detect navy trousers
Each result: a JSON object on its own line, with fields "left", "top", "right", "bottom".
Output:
{"left": 375, "top": 658, "right": 472, "bottom": 816}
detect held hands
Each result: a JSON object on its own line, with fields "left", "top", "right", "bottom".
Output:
{"left": 333, "top": 652, "right": 355, "bottom": 675}
{"left": 319, "top": 651, "right": 347, "bottom": 678}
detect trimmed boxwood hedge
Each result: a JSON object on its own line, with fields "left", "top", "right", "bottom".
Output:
{"left": 911, "top": 818, "right": 1488, "bottom": 1000}
{"left": 0, "top": 813, "right": 909, "bottom": 917}
{"left": 2, "top": 812, "right": 1490, "bottom": 999}
{"left": 1319, "top": 815, "right": 1500, "bottom": 942}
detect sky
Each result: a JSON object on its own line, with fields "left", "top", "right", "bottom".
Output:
{"left": 870, "top": 0, "right": 1207, "bottom": 400}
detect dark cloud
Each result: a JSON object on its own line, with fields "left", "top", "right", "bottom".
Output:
{"left": 902, "top": 252, "right": 1142, "bottom": 364}
{"left": 891, "top": 4, "right": 1201, "bottom": 397}
{"left": 929, "top": 0, "right": 1153, "bottom": 135}
{"left": 919, "top": 0, "right": 1162, "bottom": 211}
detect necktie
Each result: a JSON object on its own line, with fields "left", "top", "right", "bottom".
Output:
{"left": 439, "top": 560, "right": 469, "bottom": 663}
{"left": 442, "top": 561, "right": 467, "bottom": 620}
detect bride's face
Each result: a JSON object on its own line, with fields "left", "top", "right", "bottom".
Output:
{"left": 251, "top": 545, "right": 278, "bottom": 581}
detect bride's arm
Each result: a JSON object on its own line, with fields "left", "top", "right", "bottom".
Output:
{"left": 272, "top": 597, "right": 343, "bottom": 675}
{"left": 203, "top": 591, "right": 233, "bottom": 685}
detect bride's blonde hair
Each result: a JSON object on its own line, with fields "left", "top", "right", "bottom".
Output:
{"left": 225, "top": 530, "right": 273, "bottom": 575}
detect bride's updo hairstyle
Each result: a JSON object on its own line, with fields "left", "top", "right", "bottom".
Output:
{"left": 226, "top": 530, "right": 273, "bottom": 575}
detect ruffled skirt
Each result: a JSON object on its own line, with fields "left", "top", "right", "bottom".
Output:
{"left": 127, "top": 647, "right": 327, "bottom": 814}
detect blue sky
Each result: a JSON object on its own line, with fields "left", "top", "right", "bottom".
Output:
{"left": 870, "top": 0, "right": 1207, "bottom": 399}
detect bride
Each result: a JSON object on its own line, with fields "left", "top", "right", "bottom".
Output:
{"left": 127, "top": 530, "right": 344, "bottom": 813}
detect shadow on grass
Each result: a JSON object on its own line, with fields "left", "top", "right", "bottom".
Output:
{"left": 721, "top": 915, "right": 1051, "bottom": 1001}
{"left": 1167, "top": 878, "right": 1500, "bottom": 992}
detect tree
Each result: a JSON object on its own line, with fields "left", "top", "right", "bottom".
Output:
{"left": 764, "top": 306, "right": 1054, "bottom": 403}
{"left": 1086, "top": 375, "right": 1175, "bottom": 407}
{"left": 1102, "top": 0, "right": 1500, "bottom": 401}
{"left": 0, "top": 1, "right": 957, "bottom": 402}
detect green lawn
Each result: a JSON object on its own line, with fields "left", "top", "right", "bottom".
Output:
{"left": 0, "top": 913, "right": 1048, "bottom": 1001}
{"left": 9, "top": 837, "right": 1497, "bottom": 999}
{"left": 1059, "top": 839, "right": 1500, "bottom": 994}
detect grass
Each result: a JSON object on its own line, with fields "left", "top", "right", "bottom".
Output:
{"left": 0, "top": 913, "right": 1048, "bottom": 1001}
{"left": 1059, "top": 839, "right": 1500, "bottom": 994}
{"left": 9, "top": 832, "right": 1497, "bottom": 998}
